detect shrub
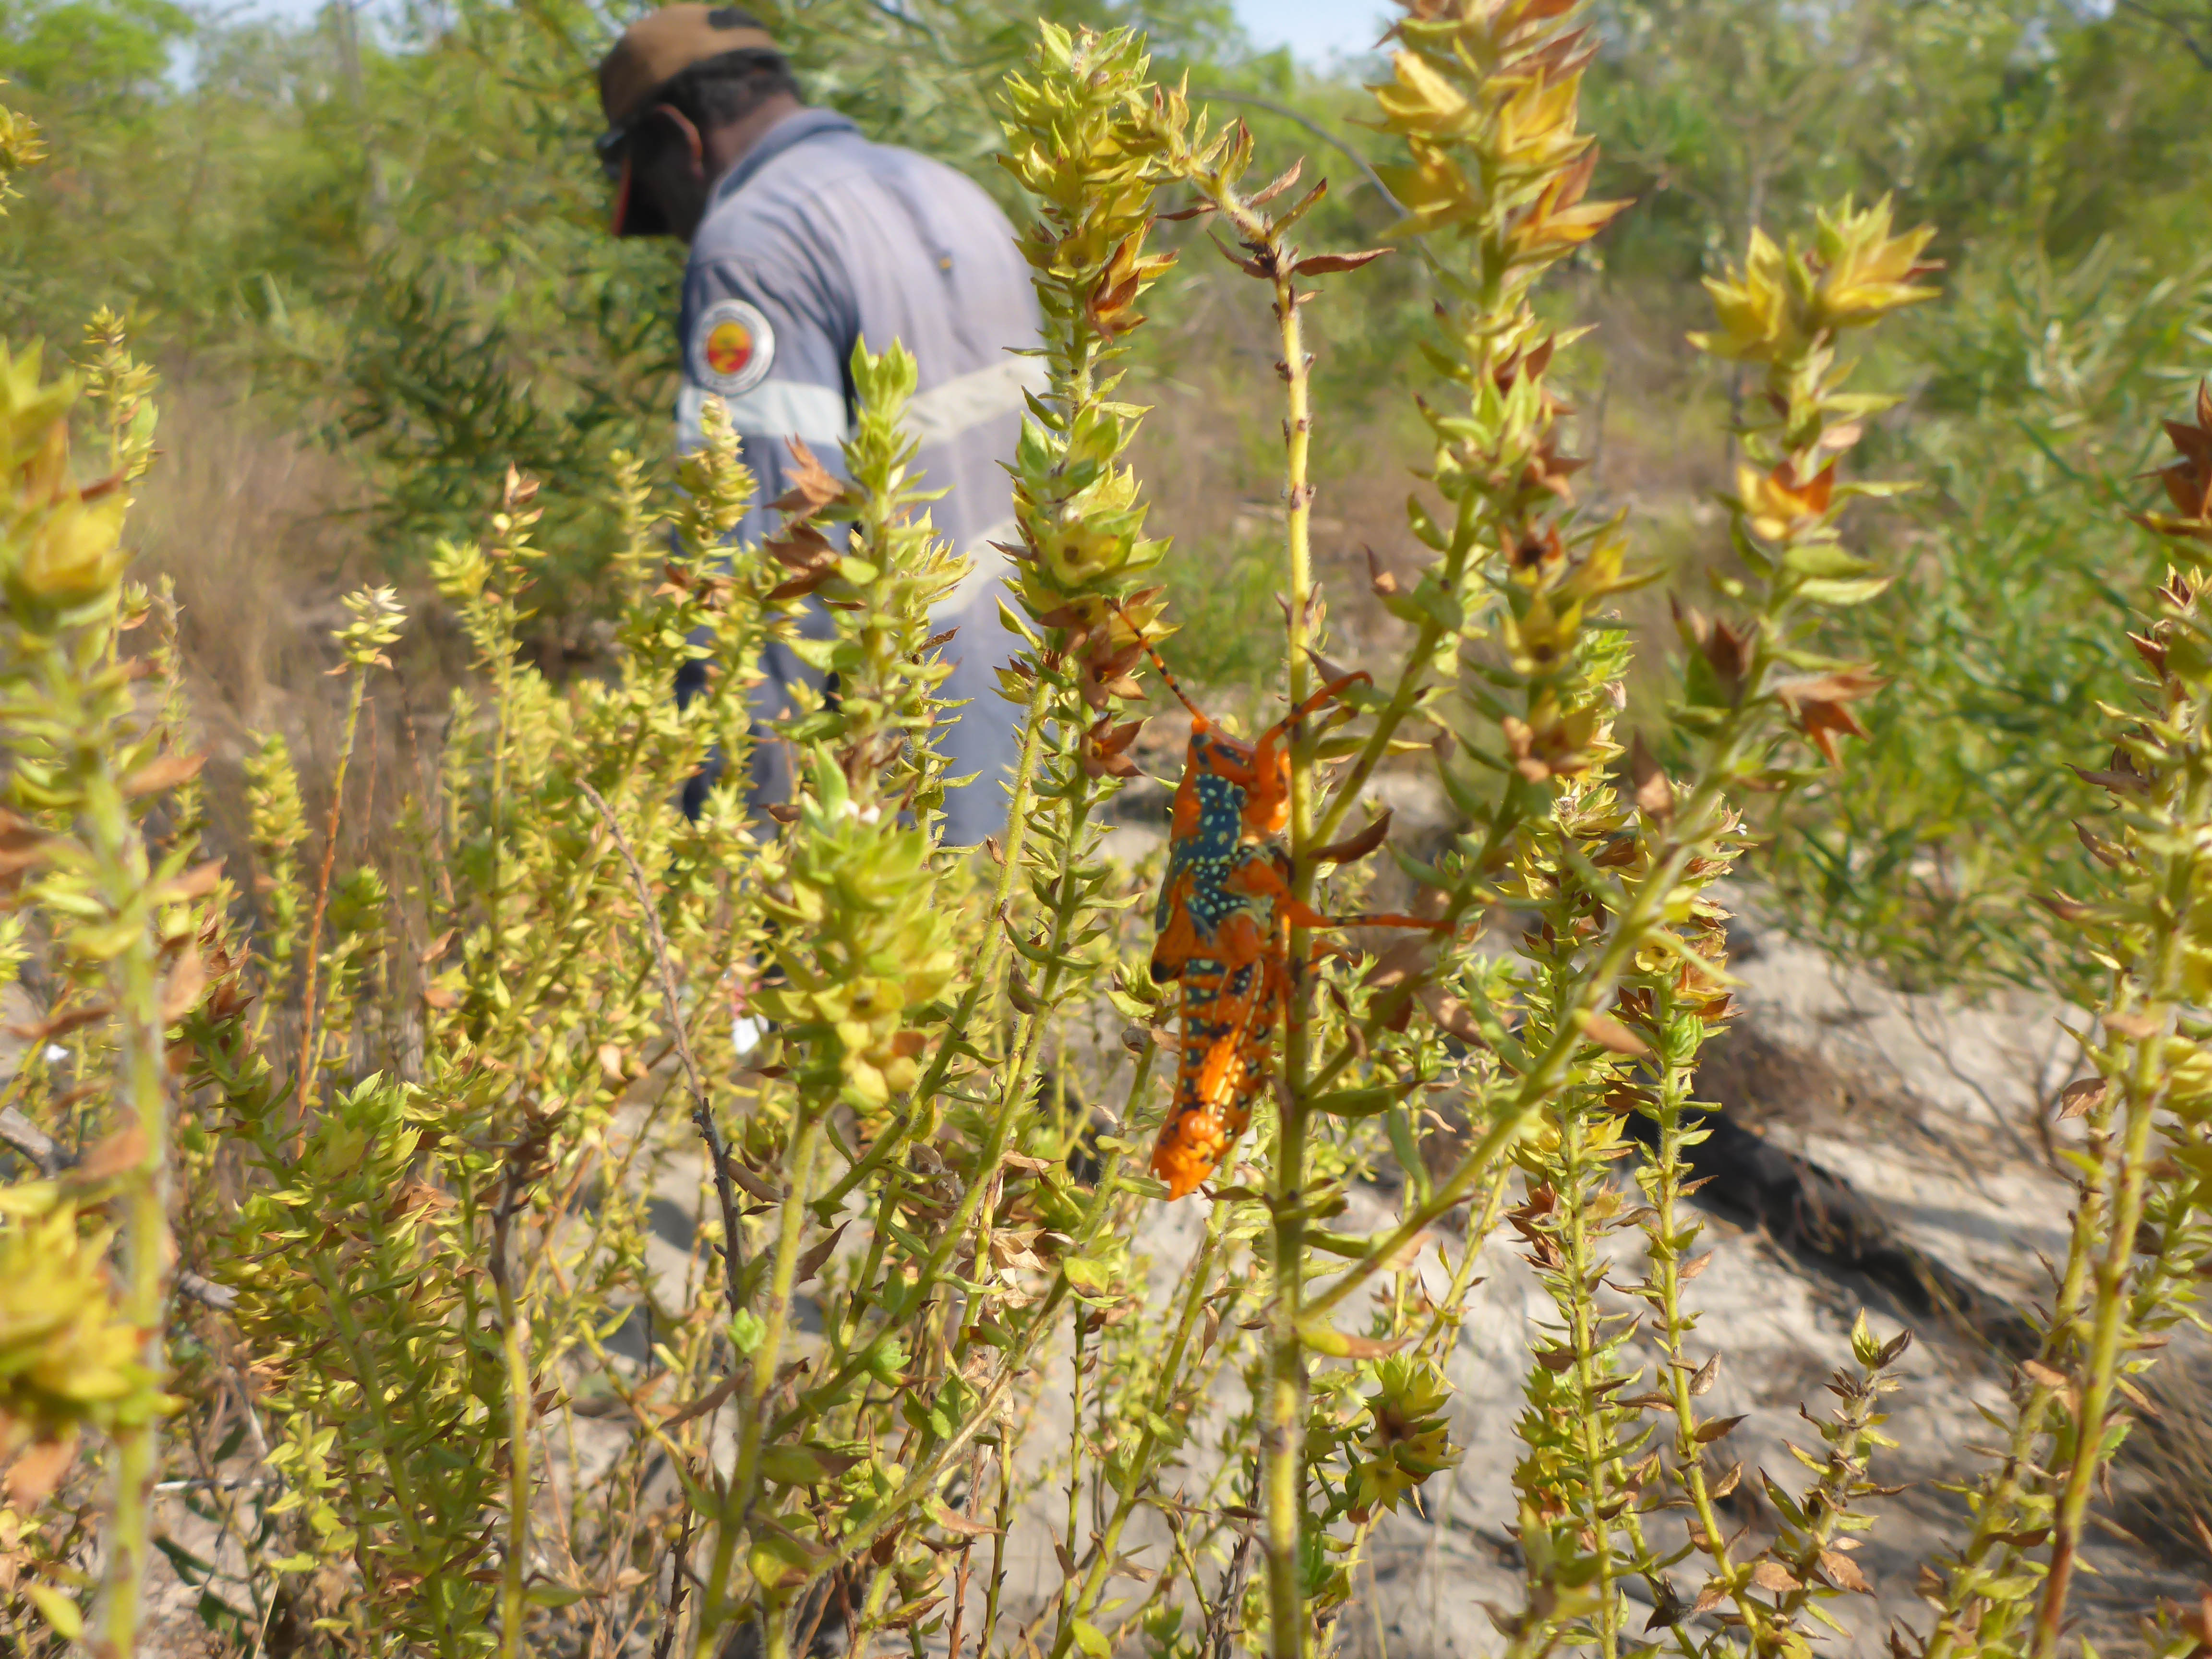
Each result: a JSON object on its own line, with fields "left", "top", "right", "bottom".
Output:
{"left": 1, "top": 9, "right": 2210, "bottom": 1659}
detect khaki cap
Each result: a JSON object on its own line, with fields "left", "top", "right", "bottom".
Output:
{"left": 598, "top": 5, "right": 781, "bottom": 134}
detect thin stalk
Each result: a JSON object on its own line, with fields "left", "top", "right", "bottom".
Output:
{"left": 1302, "top": 821, "right": 1707, "bottom": 1325}
{"left": 984, "top": 1437, "right": 1015, "bottom": 1659}
{"left": 1066, "top": 1310, "right": 1087, "bottom": 1576}
{"left": 579, "top": 782, "right": 745, "bottom": 1313}
{"left": 1919, "top": 1085, "right": 2111, "bottom": 1659}
{"left": 694, "top": 1115, "right": 824, "bottom": 1659}
{"left": 1047, "top": 1206, "right": 1227, "bottom": 1659}
{"left": 92, "top": 773, "right": 170, "bottom": 1658}
{"left": 494, "top": 1235, "right": 533, "bottom": 1659}
{"left": 1642, "top": 1045, "right": 1773, "bottom": 1643}
{"left": 1415, "top": 1166, "right": 1511, "bottom": 1361}
{"left": 293, "top": 662, "right": 370, "bottom": 1120}
{"left": 1556, "top": 1106, "right": 1620, "bottom": 1659}
{"left": 1266, "top": 263, "right": 1318, "bottom": 1659}
{"left": 1310, "top": 491, "right": 1482, "bottom": 850}
{"left": 2032, "top": 1015, "right": 2170, "bottom": 1658}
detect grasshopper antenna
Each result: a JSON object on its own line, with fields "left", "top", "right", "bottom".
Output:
{"left": 1104, "top": 593, "right": 1209, "bottom": 726}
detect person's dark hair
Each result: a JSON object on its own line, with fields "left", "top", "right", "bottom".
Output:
{"left": 657, "top": 44, "right": 802, "bottom": 134}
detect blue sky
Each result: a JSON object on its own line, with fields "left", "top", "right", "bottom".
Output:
{"left": 1229, "top": 0, "right": 1394, "bottom": 63}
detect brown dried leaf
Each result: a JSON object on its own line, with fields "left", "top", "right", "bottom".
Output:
{"left": 2020, "top": 1359, "right": 2073, "bottom": 1393}
{"left": 159, "top": 947, "right": 206, "bottom": 1023}
{"left": 79, "top": 1123, "right": 147, "bottom": 1182}
{"left": 1291, "top": 248, "right": 1394, "bottom": 277}
{"left": 1692, "top": 1414, "right": 1745, "bottom": 1444}
{"left": 2071, "top": 763, "right": 2148, "bottom": 796}
{"left": 1363, "top": 935, "right": 1436, "bottom": 992}
{"left": 1314, "top": 811, "right": 1392, "bottom": 867}
{"left": 166, "top": 858, "right": 227, "bottom": 902}
{"left": 8, "top": 1001, "right": 113, "bottom": 1043}
{"left": 1629, "top": 733, "right": 1673, "bottom": 821}
{"left": 1688, "top": 1354, "right": 1718, "bottom": 1396}
{"left": 1250, "top": 159, "right": 1304, "bottom": 205}
{"left": 932, "top": 1503, "right": 1001, "bottom": 1539}
{"left": 794, "top": 1221, "right": 851, "bottom": 1287}
{"left": 1080, "top": 715, "right": 1146, "bottom": 781}
{"left": 120, "top": 751, "right": 206, "bottom": 800}
{"left": 0, "top": 813, "right": 50, "bottom": 876}
{"left": 1581, "top": 1011, "right": 1650, "bottom": 1057}
{"left": 1749, "top": 1561, "right": 1799, "bottom": 1593}
{"left": 1820, "top": 1550, "right": 1873, "bottom": 1594}
{"left": 661, "top": 1372, "right": 743, "bottom": 1431}
{"left": 725, "top": 1160, "right": 782, "bottom": 1204}
{"left": 1419, "top": 989, "right": 1484, "bottom": 1045}
{"left": 769, "top": 438, "right": 849, "bottom": 516}
{"left": 4, "top": 1436, "right": 77, "bottom": 1504}
{"left": 1773, "top": 670, "right": 1883, "bottom": 767}
{"left": 2057, "top": 1077, "right": 2107, "bottom": 1121}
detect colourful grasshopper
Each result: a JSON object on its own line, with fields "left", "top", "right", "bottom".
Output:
{"left": 1111, "top": 605, "right": 1448, "bottom": 1199}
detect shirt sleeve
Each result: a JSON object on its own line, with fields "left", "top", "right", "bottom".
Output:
{"left": 676, "top": 247, "right": 857, "bottom": 554}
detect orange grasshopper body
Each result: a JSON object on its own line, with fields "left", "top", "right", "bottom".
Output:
{"left": 1120, "top": 613, "right": 1447, "bottom": 1199}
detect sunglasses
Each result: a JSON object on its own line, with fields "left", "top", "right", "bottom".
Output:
{"left": 596, "top": 127, "right": 630, "bottom": 185}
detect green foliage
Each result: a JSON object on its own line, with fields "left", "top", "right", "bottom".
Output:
{"left": 0, "top": 0, "right": 194, "bottom": 104}
{"left": 12, "top": 12, "right": 2212, "bottom": 1659}
{"left": 1763, "top": 248, "right": 2212, "bottom": 993}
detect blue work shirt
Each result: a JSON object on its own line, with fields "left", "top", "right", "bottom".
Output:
{"left": 676, "top": 107, "right": 1042, "bottom": 847}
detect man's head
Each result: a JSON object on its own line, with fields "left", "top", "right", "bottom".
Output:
{"left": 597, "top": 5, "right": 803, "bottom": 241}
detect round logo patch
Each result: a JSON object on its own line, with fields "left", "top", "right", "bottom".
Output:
{"left": 695, "top": 298, "right": 775, "bottom": 398}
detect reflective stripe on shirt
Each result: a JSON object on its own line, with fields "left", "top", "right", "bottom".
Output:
{"left": 676, "top": 382, "right": 850, "bottom": 452}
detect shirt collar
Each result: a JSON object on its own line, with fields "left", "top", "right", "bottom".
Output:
{"left": 710, "top": 107, "right": 860, "bottom": 206}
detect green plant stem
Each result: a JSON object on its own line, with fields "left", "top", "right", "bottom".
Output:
{"left": 984, "top": 1436, "right": 1015, "bottom": 1657}
{"left": 2032, "top": 1012, "right": 2171, "bottom": 1659}
{"left": 93, "top": 768, "right": 170, "bottom": 1659}
{"left": 494, "top": 1241, "right": 533, "bottom": 1659}
{"left": 293, "top": 662, "right": 369, "bottom": 1118}
{"left": 1302, "top": 817, "right": 1707, "bottom": 1327}
{"left": 1643, "top": 1045, "right": 1772, "bottom": 1643}
{"left": 1263, "top": 237, "right": 1320, "bottom": 1659}
{"left": 1310, "top": 494, "right": 1481, "bottom": 851}
{"left": 794, "top": 1127, "right": 1154, "bottom": 1596}
{"left": 1415, "top": 1166, "right": 1510, "bottom": 1361}
{"left": 1047, "top": 1204, "right": 1226, "bottom": 1659}
{"left": 695, "top": 1114, "right": 824, "bottom": 1659}
{"left": 1556, "top": 1107, "right": 1620, "bottom": 1659}
{"left": 1921, "top": 1088, "right": 2112, "bottom": 1659}
{"left": 1066, "top": 1307, "right": 1087, "bottom": 1574}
